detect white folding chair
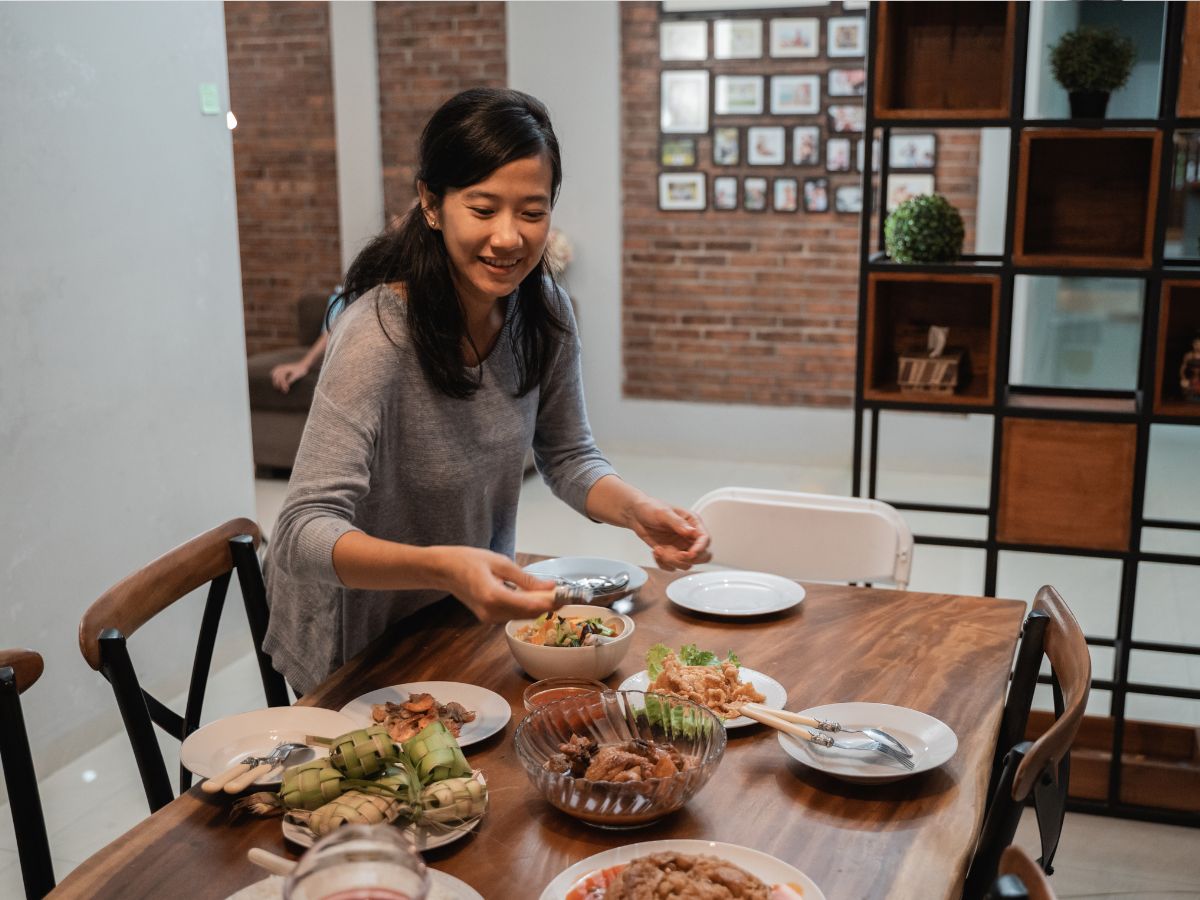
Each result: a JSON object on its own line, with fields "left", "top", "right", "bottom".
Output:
{"left": 691, "top": 487, "right": 914, "bottom": 589}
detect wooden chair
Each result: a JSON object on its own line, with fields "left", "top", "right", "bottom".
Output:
{"left": 0, "top": 649, "right": 55, "bottom": 899}
{"left": 78, "top": 518, "right": 289, "bottom": 813}
{"left": 985, "top": 846, "right": 1057, "bottom": 899}
{"left": 963, "top": 585, "right": 1090, "bottom": 900}
{"left": 692, "top": 487, "right": 914, "bottom": 588}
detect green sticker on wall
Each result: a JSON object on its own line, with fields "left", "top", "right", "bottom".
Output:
{"left": 199, "top": 83, "right": 220, "bottom": 115}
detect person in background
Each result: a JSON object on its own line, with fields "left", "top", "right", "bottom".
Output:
{"left": 269, "top": 288, "right": 344, "bottom": 394}
{"left": 264, "top": 88, "right": 711, "bottom": 694}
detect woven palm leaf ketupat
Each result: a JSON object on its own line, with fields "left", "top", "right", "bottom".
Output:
{"left": 330, "top": 726, "right": 400, "bottom": 779}
{"left": 403, "top": 721, "right": 471, "bottom": 784}
{"left": 281, "top": 759, "right": 346, "bottom": 811}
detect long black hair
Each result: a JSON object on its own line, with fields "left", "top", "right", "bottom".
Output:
{"left": 337, "top": 88, "right": 567, "bottom": 399}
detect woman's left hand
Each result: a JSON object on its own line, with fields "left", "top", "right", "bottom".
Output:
{"left": 628, "top": 500, "right": 712, "bottom": 572}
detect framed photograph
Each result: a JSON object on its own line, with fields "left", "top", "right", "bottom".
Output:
{"left": 793, "top": 126, "right": 821, "bottom": 166}
{"left": 835, "top": 184, "right": 863, "bottom": 214}
{"left": 803, "top": 177, "right": 830, "bottom": 213}
{"left": 748, "top": 126, "right": 786, "bottom": 165}
{"left": 828, "top": 104, "right": 865, "bottom": 133}
{"left": 773, "top": 177, "right": 799, "bottom": 212}
{"left": 744, "top": 176, "right": 768, "bottom": 212}
{"left": 714, "top": 18, "right": 763, "bottom": 59}
{"left": 714, "top": 175, "right": 739, "bottom": 210}
{"left": 770, "top": 75, "right": 820, "bottom": 115}
{"left": 661, "top": 70, "right": 709, "bottom": 133}
{"left": 890, "top": 133, "right": 938, "bottom": 169}
{"left": 886, "top": 173, "right": 936, "bottom": 212}
{"left": 768, "top": 18, "right": 819, "bottom": 58}
{"left": 660, "top": 20, "right": 707, "bottom": 61}
{"left": 829, "top": 67, "right": 866, "bottom": 97}
{"left": 661, "top": 137, "right": 697, "bottom": 167}
{"left": 715, "top": 75, "right": 764, "bottom": 115}
{"left": 826, "top": 137, "right": 852, "bottom": 172}
{"left": 827, "top": 17, "right": 865, "bottom": 57}
{"left": 658, "top": 172, "right": 706, "bottom": 211}
{"left": 713, "top": 127, "right": 740, "bottom": 165}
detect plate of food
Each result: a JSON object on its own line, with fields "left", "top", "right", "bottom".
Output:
{"left": 617, "top": 644, "right": 787, "bottom": 729}
{"left": 339, "top": 681, "right": 510, "bottom": 748}
{"left": 226, "top": 869, "right": 483, "bottom": 900}
{"left": 523, "top": 556, "right": 648, "bottom": 602}
{"left": 539, "top": 839, "right": 824, "bottom": 899}
{"left": 776, "top": 702, "right": 958, "bottom": 784}
{"left": 667, "top": 570, "right": 805, "bottom": 617}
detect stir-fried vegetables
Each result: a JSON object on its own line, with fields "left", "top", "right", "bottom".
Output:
{"left": 517, "top": 613, "right": 617, "bottom": 647}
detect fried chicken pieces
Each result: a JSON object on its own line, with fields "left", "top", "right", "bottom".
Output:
{"left": 649, "top": 653, "right": 765, "bottom": 719}
{"left": 544, "top": 735, "right": 692, "bottom": 782}
{"left": 370, "top": 692, "right": 475, "bottom": 743}
{"left": 606, "top": 852, "right": 770, "bottom": 900}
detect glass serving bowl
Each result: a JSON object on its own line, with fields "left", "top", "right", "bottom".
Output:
{"left": 513, "top": 690, "right": 726, "bottom": 829}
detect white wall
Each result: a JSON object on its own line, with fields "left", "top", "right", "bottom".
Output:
{"left": 0, "top": 1, "right": 256, "bottom": 796}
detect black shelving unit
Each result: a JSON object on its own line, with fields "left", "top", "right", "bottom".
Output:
{"left": 853, "top": 1, "right": 1200, "bottom": 825}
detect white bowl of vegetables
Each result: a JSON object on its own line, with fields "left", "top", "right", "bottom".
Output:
{"left": 504, "top": 605, "right": 635, "bottom": 681}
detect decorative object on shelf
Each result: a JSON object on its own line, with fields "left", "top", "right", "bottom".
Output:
{"left": 1181, "top": 332, "right": 1200, "bottom": 401}
{"left": 884, "top": 193, "right": 965, "bottom": 263}
{"left": 898, "top": 325, "right": 965, "bottom": 395}
{"left": 1048, "top": 25, "right": 1136, "bottom": 119}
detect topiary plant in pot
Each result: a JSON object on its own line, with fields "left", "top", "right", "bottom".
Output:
{"left": 884, "top": 194, "right": 965, "bottom": 264}
{"left": 1049, "top": 25, "right": 1136, "bottom": 119}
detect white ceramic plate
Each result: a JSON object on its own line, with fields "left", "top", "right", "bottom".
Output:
{"left": 666, "top": 570, "right": 805, "bottom": 617}
{"left": 777, "top": 701, "right": 958, "bottom": 784}
{"left": 226, "top": 869, "right": 483, "bottom": 900}
{"left": 180, "top": 707, "right": 356, "bottom": 787}
{"left": 523, "top": 556, "right": 648, "bottom": 599}
{"left": 339, "top": 682, "right": 511, "bottom": 749}
{"left": 618, "top": 667, "right": 787, "bottom": 729}
{"left": 281, "top": 815, "right": 482, "bottom": 853}
{"left": 539, "top": 838, "right": 825, "bottom": 900}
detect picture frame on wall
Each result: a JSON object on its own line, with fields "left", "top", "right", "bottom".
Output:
{"left": 743, "top": 176, "right": 768, "bottom": 211}
{"left": 774, "top": 177, "right": 800, "bottom": 212}
{"left": 828, "top": 104, "right": 865, "bottom": 133}
{"left": 770, "top": 75, "right": 820, "bottom": 115}
{"left": 714, "top": 18, "right": 763, "bottom": 59}
{"left": 659, "top": 172, "right": 707, "bottom": 211}
{"left": 827, "top": 17, "right": 865, "bottom": 57}
{"left": 714, "top": 175, "right": 739, "bottom": 210}
{"left": 748, "top": 126, "right": 786, "bottom": 165}
{"left": 715, "top": 75, "right": 764, "bottom": 115}
{"left": 803, "top": 177, "right": 830, "bottom": 212}
{"left": 890, "top": 133, "right": 938, "bottom": 169}
{"left": 828, "top": 67, "right": 866, "bottom": 97}
{"left": 661, "top": 70, "right": 709, "bottom": 133}
{"left": 659, "top": 20, "right": 707, "bottom": 61}
{"left": 835, "top": 184, "right": 863, "bottom": 213}
{"left": 886, "top": 173, "right": 936, "bottom": 212}
{"left": 793, "top": 126, "right": 821, "bottom": 165}
{"left": 713, "top": 127, "right": 740, "bottom": 165}
{"left": 826, "top": 137, "right": 852, "bottom": 172}
{"left": 661, "top": 137, "right": 697, "bottom": 167}
{"left": 768, "top": 18, "right": 819, "bottom": 58}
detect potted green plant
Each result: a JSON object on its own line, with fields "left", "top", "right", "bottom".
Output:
{"left": 884, "top": 194, "right": 965, "bottom": 264}
{"left": 1049, "top": 25, "right": 1136, "bottom": 119}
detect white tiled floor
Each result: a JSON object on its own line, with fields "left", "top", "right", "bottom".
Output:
{"left": 2, "top": 449, "right": 1198, "bottom": 899}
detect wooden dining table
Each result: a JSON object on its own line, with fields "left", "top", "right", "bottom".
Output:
{"left": 51, "top": 555, "right": 1024, "bottom": 900}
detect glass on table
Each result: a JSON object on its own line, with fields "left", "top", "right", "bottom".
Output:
{"left": 283, "top": 825, "right": 429, "bottom": 900}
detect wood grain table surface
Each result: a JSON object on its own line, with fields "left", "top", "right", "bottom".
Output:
{"left": 50, "top": 557, "right": 1024, "bottom": 900}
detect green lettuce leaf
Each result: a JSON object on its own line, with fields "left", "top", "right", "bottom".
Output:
{"left": 645, "top": 643, "right": 672, "bottom": 680}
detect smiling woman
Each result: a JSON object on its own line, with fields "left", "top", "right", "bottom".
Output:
{"left": 263, "top": 89, "right": 712, "bottom": 695}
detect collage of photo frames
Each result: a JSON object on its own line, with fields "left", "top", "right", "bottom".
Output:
{"left": 656, "top": 3, "right": 937, "bottom": 215}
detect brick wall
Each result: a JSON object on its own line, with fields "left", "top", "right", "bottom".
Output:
{"left": 376, "top": 2, "right": 507, "bottom": 221}
{"left": 225, "top": 1, "right": 342, "bottom": 356}
{"left": 621, "top": 2, "right": 980, "bottom": 408}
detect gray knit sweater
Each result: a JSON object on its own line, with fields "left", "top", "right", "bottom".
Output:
{"left": 263, "top": 284, "right": 615, "bottom": 693}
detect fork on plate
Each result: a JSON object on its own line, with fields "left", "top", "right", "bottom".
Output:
{"left": 738, "top": 705, "right": 916, "bottom": 769}
{"left": 740, "top": 702, "right": 913, "bottom": 758}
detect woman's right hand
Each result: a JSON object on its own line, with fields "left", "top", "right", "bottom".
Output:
{"left": 434, "top": 546, "right": 558, "bottom": 623}
{"left": 271, "top": 360, "right": 310, "bottom": 393}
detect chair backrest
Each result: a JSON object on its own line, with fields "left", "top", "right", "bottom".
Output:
{"left": 963, "top": 585, "right": 1090, "bottom": 900}
{"left": 692, "top": 487, "right": 914, "bottom": 588}
{"left": 78, "top": 518, "right": 289, "bottom": 813}
{"left": 0, "top": 649, "right": 55, "bottom": 899}
{"left": 985, "top": 846, "right": 1057, "bottom": 900}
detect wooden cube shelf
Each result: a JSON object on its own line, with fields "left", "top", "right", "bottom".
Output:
{"left": 873, "top": 1, "right": 1014, "bottom": 120}
{"left": 998, "top": 418, "right": 1137, "bottom": 552}
{"left": 1179, "top": 3, "right": 1200, "bottom": 117}
{"left": 1154, "top": 280, "right": 1200, "bottom": 417}
{"left": 1014, "top": 130, "right": 1161, "bottom": 269}
{"left": 864, "top": 272, "right": 999, "bottom": 406}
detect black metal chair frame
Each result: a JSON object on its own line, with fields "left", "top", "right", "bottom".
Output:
{"left": 98, "top": 534, "right": 289, "bottom": 813}
{"left": 0, "top": 665, "right": 55, "bottom": 899}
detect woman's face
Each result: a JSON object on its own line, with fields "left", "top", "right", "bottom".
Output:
{"left": 424, "top": 154, "right": 554, "bottom": 307}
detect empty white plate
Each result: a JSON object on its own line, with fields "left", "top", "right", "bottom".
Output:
{"left": 523, "top": 556, "right": 648, "bottom": 599}
{"left": 777, "top": 701, "right": 958, "bottom": 784}
{"left": 618, "top": 667, "right": 787, "bottom": 729}
{"left": 339, "top": 681, "right": 511, "bottom": 749}
{"left": 667, "top": 570, "right": 805, "bottom": 617}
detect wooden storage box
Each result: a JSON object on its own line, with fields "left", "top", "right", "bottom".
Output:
{"left": 1154, "top": 281, "right": 1200, "bottom": 417}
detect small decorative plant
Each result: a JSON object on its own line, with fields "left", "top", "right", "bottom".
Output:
{"left": 884, "top": 194, "right": 965, "bottom": 264}
{"left": 1049, "top": 26, "right": 1135, "bottom": 117}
